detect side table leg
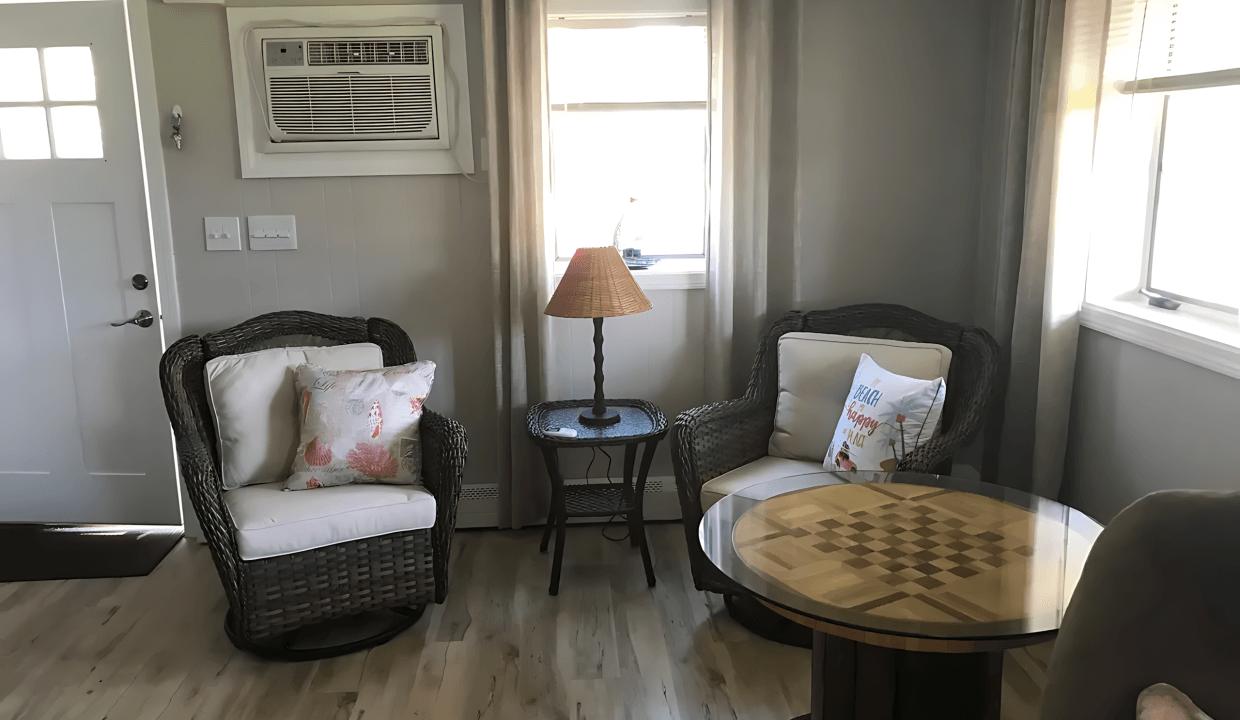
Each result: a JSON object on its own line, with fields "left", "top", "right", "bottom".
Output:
{"left": 540, "top": 446, "right": 568, "bottom": 596}
{"left": 539, "top": 497, "right": 556, "bottom": 553}
{"left": 634, "top": 439, "right": 658, "bottom": 587}
{"left": 623, "top": 443, "right": 638, "bottom": 548}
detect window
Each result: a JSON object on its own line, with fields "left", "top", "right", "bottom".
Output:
{"left": 0, "top": 46, "right": 103, "bottom": 160}
{"left": 1145, "top": 88, "right": 1240, "bottom": 312}
{"left": 546, "top": 17, "right": 709, "bottom": 260}
{"left": 1125, "top": 1, "right": 1240, "bottom": 313}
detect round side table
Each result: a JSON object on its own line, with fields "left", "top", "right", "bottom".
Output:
{"left": 527, "top": 398, "right": 667, "bottom": 596}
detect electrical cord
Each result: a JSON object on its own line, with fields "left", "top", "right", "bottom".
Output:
{"left": 583, "top": 447, "right": 629, "bottom": 543}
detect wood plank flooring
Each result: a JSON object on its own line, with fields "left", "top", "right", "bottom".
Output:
{"left": 0, "top": 522, "right": 1054, "bottom": 720}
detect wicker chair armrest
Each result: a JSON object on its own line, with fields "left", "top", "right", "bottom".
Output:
{"left": 158, "top": 336, "right": 246, "bottom": 608}
{"left": 898, "top": 435, "right": 959, "bottom": 474}
{"left": 671, "top": 397, "right": 775, "bottom": 521}
{"left": 670, "top": 396, "right": 773, "bottom": 594}
{"left": 420, "top": 408, "right": 467, "bottom": 602}
{"left": 900, "top": 327, "right": 999, "bottom": 474}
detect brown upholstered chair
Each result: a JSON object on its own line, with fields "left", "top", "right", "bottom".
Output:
{"left": 159, "top": 310, "right": 466, "bottom": 659}
{"left": 1040, "top": 490, "right": 1240, "bottom": 719}
{"left": 671, "top": 304, "right": 999, "bottom": 643}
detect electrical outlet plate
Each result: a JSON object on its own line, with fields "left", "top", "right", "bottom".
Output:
{"left": 247, "top": 215, "right": 297, "bottom": 250}
{"left": 204, "top": 217, "right": 242, "bottom": 251}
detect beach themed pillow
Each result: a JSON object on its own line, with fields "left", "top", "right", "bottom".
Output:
{"left": 823, "top": 353, "right": 946, "bottom": 473}
{"left": 285, "top": 361, "right": 436, "bottom": 490}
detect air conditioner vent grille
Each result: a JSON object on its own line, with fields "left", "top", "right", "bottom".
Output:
{"left": 268, "top": 75, "right": 434, "bottom": 136}
{"left": 306, "top": 39, "right": 430, "bottom": 65}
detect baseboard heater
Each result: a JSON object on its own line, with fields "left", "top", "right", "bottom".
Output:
{"left": 455, "top": 477, "right": 683, "bottom": 529}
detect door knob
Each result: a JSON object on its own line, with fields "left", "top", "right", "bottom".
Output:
{"left": 111, "top": 310, "right": 154, "bottom": 328}
{"left": 131, "top": 273, "right": 149, "bottom": 290}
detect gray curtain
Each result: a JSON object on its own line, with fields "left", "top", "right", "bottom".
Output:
{"left": 483, "top": 0, "right": 556, "bottom": 528}
{"left": 976, "top": 0, "right": 1106, "bottom": 498}
{"left": 704, "top": 0, "right": 802, "bottom": 400}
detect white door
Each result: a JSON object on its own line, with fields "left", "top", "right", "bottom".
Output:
{"left": 0, "top": 0, "right": 180, "bottom": 524}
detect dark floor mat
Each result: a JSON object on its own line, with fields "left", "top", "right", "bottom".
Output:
{"left": 0, "top": 523, "right": 182, "bottom": 582}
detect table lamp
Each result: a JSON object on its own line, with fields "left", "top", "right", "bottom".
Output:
{"left": 544, "top": 246, "right": 653, "bottom": 426}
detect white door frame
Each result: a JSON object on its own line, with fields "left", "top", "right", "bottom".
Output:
{"left": 124, "top": 0, "right": 196, "bottom": 535}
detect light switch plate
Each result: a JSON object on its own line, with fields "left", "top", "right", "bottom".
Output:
{"left": 248, "top": 215, "right": 297, "bottom": 251}
{"left": 204, "top": 217, "right": 241, "bottom": 251}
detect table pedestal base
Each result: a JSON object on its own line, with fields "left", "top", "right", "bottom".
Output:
{"left": 795, "top": 631, "right": 1002, "bottom": 720}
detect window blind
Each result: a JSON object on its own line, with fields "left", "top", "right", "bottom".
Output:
{"left": 1120, "top": 0, "right": 1240, "bottom": 93}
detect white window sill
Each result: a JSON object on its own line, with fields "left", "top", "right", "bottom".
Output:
{"left": 1080, "top": 294, "right": 1240, "bottom": 380}
{"left": 553, "top": 257, "right": 706, "bottom": 290}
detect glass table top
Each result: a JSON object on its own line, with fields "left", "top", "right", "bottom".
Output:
{"left": 700, "top": 471, "right": 1105, "bottom": 642}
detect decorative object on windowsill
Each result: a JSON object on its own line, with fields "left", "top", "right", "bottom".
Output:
{"left": 545, "top": 246, "right": 653, "bottom": 426}
{"left": 613, "top": 197, "right": 659, "bottom": 270}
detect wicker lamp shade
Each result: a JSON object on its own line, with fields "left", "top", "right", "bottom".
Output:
{"left": 544, "top": 247, "right": 652, "bottom": 319}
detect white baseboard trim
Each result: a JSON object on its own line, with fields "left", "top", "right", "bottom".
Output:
{"left": 455, "top": 476, "right": 683, "bottom": 529}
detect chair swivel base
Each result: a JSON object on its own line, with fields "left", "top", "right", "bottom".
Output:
{"left": 724, "top": 592, "right": 812, "bottom": 649}
{"left": 225, "top": 605, "right": 425, "bottom": 661}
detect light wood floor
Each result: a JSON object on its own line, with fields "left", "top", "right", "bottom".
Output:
{"left": 0, "top": 522, "right": 1054, "bottom": 720}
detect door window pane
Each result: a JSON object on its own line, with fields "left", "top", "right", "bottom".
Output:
{"left": 0, "top": 107, "right": 52, "bottom": 159}
{"left": 43, "top": 47, "right": 97, "bottom": 101}
{"left": 50, "top": 105, "right": 103, "bottom": 158}
{"left": 0, "top": 48, "right": 45, "bottom": 102}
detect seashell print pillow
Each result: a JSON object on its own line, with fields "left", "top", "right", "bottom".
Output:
{"left": 284, "top": 361, "right": 435, "bottom": 491}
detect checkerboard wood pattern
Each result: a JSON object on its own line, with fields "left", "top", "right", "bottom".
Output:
{"left": 734, "top": 483, "right": 1068, "bottom": 627}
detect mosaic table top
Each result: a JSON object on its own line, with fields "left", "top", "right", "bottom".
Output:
{"left": 702, "top": 473, "right": 1104, "bottom": 642}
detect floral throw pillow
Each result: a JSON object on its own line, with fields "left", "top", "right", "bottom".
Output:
{"left": 284, "top": 361, "right": 435, "bottom": 490}
{"left": 823, "top": 353, "right": 946, "bottom": 473}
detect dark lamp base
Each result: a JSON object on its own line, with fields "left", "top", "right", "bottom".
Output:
{"left": 579, "top": 407, "right": 622, "bottom": 426}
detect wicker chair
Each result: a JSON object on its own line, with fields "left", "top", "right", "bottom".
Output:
{"left": 672, "top": 304, "right": 999, "bottom": 641}
{"left": 159, "top": 311, "right": 466, "bottom": 659}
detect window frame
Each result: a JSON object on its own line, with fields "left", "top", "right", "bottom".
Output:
{"left": 546, "top": 13, "right": 710, "bottom": 262}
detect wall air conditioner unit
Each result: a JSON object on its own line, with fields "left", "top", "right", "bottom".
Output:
{"left": 253, "top": 25, "right": 449, "bottom": 150}
{"left": 227, "top": 6, "right": 474, "bottom": 178}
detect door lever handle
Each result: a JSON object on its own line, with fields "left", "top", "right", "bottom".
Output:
{"left": 111, "top": 310, "right": 154, "bottom": 328}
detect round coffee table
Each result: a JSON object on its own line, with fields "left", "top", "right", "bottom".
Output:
{"left": 700, "top": 471, "right": 1103, "bottom": 720}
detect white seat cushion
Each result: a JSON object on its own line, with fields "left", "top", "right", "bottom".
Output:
{"left": 700, "top": 455, "right": 834, "bottom": 512}
{"left": 223, "top": 482, "right": 437, "bottom": 561}
{"left": 767, "top": 332, "right": 952, "bottom": 462}
{"left": 204, "top": 343, "right": 385, "bottom": 489}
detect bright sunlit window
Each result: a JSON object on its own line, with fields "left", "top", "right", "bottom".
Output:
{"left": 547, "top": 19, "right": 709, "bottom": 259}
{"left": 1146, "top": 87, "right": 1240, "bottom": 311}
{"left": 1130, "top": 0, "right": 1240, "bottom": 313}
{"left": 0, "top": 46, "right": 103, "bottom": 160}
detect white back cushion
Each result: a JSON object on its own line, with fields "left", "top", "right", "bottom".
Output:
{"left": 768, "top": 333, "right": 952, "bottom": 462}
{"left": 205, "top": 343, "right": 384, "bottom": 489}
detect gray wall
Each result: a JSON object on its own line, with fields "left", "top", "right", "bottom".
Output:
{"left": 795, "top": 0, "right": 990, "bottom": 325}
{"left": 145, "top": 0, "right": 996, "bottom": 524}
{"left": 146, "top": 0, "right": 499, "bottom": 492}
{"left": 1065, "top": 329, "right": 1240, "bottom": 522}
